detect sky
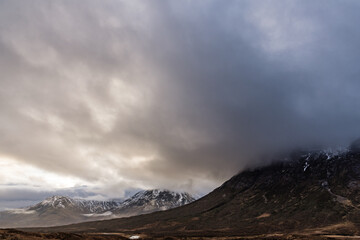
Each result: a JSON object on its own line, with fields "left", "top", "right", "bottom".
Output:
{"left": 1, "top": 0, "right": 360, "bottom": 209}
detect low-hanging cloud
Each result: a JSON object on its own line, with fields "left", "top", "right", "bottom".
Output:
{"left": 1, "top": 0, "right": 360, "bottom": 203}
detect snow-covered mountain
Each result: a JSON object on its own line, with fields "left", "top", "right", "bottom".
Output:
{"left": 113, "top": 189, "right": 195, "bottom": 217}
{"left": 28, "top": 196, "right": 121, "bottom": 213}
{"left": 0, "top": 190, "right": 195, "bottom": 228}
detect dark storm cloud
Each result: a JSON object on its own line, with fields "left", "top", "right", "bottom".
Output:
{"left": 1, "top": 0, "right": 360, "bottom": 200}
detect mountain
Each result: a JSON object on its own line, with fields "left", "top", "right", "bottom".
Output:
{"left": 30, "top": 147, "right": 360, "bottom": 238}
{"left": 29, "top": 196, "right": 121, "bottom": 214}
{"left": 0, "top": 196, "right": 121, "bottom": 228}
{"left": 0, "top": 190, "right": 195, "bottom": 228}
{"left": 113, "top": 189, "right": 195, "bottom": 218}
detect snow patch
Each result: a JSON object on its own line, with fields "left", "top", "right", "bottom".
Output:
{"left": 129, "top": 236, "right": 140, "bottom": 239}
{"left": 303, "top": 161, "right": 309, "bottom": 171}
{"left": 83, "top": 211, "right": 113, "bottom": 217}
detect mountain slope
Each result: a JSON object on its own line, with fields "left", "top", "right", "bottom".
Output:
{"left": 31, "top": 148, "right": 360, "bottom": 237}
{"left": 0, "top": 190, "right": 195, "bottom": 228}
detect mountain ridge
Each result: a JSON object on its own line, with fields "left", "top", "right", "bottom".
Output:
{"left": 0, "top": 189, "right": 195, "bottom": 228}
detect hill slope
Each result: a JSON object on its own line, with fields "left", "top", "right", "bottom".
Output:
{"left": 29, "top": 148, "right": 360, "bottom": 237}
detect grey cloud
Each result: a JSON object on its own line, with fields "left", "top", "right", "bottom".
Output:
{"left": 0, "top": 185, "right": 101, "bottom": 209}
{"left": 0, "top": 0, "right": 360, "bottom": 201}
{"left": 0, "top": 185, "right": 91, "bottom": 201}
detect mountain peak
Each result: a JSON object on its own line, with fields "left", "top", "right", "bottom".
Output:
{"left": 124, "top": 189, "right": 195, "bottom": 206}
{"left": 111, "top": 189, "right": 195, "bottom": 216}
{"left": 39, "top": 196, "right": 74, "bottom": 209}
{"left": 136, "top": 189, "right": 193, "bottom": 198}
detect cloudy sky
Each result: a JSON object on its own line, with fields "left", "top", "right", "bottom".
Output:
{"left": 1, "top": 0, "right": 360, "bottom": 209}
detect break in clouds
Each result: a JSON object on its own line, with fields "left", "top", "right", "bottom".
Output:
{"left": 1, "top": 0, "right": 360, "bottom": 205}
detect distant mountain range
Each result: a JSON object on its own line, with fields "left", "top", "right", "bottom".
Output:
{"left": 28, "top": 144, "right": 360, "bottom": 238}
{"left": 0, "top": 189, "right": 195, "bottom": 228}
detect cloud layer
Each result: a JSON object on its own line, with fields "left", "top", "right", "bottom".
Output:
{"left": 1, "top": 0, "right": 360, "bottom": 204}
